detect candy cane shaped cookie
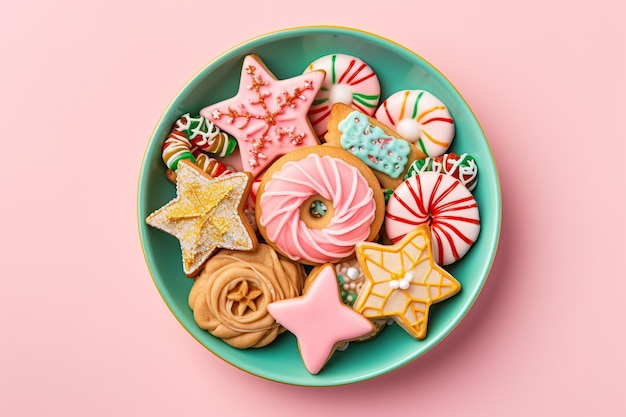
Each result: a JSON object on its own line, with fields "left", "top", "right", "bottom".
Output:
{"left": 304, "top": 54, "right": 380, "bottom": 137}
{"left": 375, "top": 90, "right": 455, "bottom": 157}
{"left": 385, "top": 172, "right": 480, "bottom": 265}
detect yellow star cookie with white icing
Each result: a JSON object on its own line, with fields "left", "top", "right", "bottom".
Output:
{"left": 353, "top": 224, "right": 460, "bottom": 340}
{"left": 145, "top": 160, "right": 257, "bottom": 277}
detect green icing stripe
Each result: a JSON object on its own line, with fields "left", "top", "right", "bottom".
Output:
{"left": 170, "top": 152, "right": 195, "bottom": 171}
{"left": 331, "top": 54, "right": 337, "bottom": 84}
{"left": 224, "top": 137, "right": 238, "bottom": 156}
{"left": 353, "top": 93, "right": 380, "bottom": 100}
{"left": 313, "top": 97, "right": 329, "bottom": 105}
{"left": 352, "top": 95, "right": 377, "bottom": 108}
{"left": 417, "top": 138, "right": 429, "bottom": 156}
{"left": 412, "top": 91, "right": 424, "bottom": 119}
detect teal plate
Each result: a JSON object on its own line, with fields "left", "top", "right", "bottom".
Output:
{"left": 137, "top": 26, "right": 501, "bottom": 386}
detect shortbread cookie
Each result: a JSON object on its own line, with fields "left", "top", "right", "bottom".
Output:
{"left": 189, "top": 245, "right": 305, "bottom": 348}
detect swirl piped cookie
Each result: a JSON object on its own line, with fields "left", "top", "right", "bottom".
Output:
{"left": 255, "top": 145, "right": 385, "bottom": 266}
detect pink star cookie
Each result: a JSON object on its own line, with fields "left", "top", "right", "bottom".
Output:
{"left": 267, "top": 264, "right": 375, "bottom": 374}
{"left": 200, "top": 54, "right": 325, "bottom": 178}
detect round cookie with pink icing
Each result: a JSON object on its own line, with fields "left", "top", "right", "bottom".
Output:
{"left": 385, "top": 171, "right": 480, "bottom": 265}
{"left": 304, "top": 54, "right": 381, "bottom": 138}
{"left": 375, "top": 90, "right": 455, "bottom": 157}
{"left": 256, "top": 145, "right": 385, "bottom": 266}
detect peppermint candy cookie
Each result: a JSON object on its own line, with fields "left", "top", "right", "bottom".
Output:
{"left": 385, "top": 171, "right": 480, "bottom": 265}
{"left": 304, "top": 54, "right": 380, "bottom": 138}
{"left": 375, "top": 90, "right": 455, "bottom": 157}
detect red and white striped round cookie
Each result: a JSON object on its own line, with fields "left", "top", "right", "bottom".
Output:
{"left": 385, "top": 171, "right": 480, "bottom": 265}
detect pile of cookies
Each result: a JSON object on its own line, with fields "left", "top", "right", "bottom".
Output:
{"left": 146, "top": 53, "right": 480, "bottom": 374}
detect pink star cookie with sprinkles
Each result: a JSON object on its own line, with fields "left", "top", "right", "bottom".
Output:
{"left": 200, "top": 54, "right": 325, "bottom": 178}
{"left": 267, "top": 264, "right": 375, "bottom": 374}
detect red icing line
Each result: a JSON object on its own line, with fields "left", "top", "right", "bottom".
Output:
{"left": 309, "top": 105, "right": 329, "bottom": 115}
{"left": 311, "top": 109, "right": 332, "bottom": 126}
{"left": 391, "top": 187, "right": 423, "bottom": 221}
{"left": 386, "top": 213, "right": 421, "bottom": 226}
{"left": 346, "top": 63, "right": 366, "bottom": 84}
{"left": 350, "top": 71, "right": 376, "bottom": 86}
{"left": 338, "top": 59, "right": 356, "bottom": 84}
{"left": 383, "top": 101, "right": 395, "bottom": 126}
{"left": 352, "top": 102, "right": 368, "bottom": 114}
{"left": 432, "top": 229, "right": 446, "bottom": 265}
{"left": 421, "top": 117, "right": 454, "bottom": 125}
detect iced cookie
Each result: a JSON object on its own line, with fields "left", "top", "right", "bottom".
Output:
{"left": 304, "top": 53, "right": 380, "bottom": 137}
{"left": 145, "top": 160, "right": 257, "bottom": 276}
{"left": 189, "top": 244, "right": 305, "bottom": 348}
{"left": 375, "top": 90, "right": 455, "bottom": 157}
{"left": 325, "top": 102, "right": 426, "bottom": 190}
{"left": 256, "top": 145, "right": 385, "bottom": 265}
{"left": 200, "top": 54, "right": 325, "bottom": 178}
{"left": 354, "top": 225, "right": 461, "bottom": 340}
{"left": 267, "top": 263, "right": 375, "bottom": 374}
{"left": 405, "top": 152, "right": 478, "bottom": 191}
{"left": 385, "top": 171, "right": 480, "bottom": 265}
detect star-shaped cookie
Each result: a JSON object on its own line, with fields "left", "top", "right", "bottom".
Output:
{"left": 267, "top": 264, "right": 375, "bottom": 374}
{"left": 353, "top": 225, "right": 460, "bottom": 340}
{"left": 145, "top": 160, "right": 257, "bottom": 277}
{"left": 200, "top": 54, "right": 325, "bottom": 178}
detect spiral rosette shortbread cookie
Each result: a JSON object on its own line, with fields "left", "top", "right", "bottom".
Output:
{"left": 188, "top": 244, "right": 305, "bottom": 348}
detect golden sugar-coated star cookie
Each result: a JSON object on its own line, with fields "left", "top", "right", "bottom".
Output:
{"left": 353, "top": 224, "right": 460, "bottom": 340}
{"left": 145, "top": 160, "right": 257, "bottom": 277}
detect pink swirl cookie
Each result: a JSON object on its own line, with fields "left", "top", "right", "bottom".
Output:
{"left": 256, "top": 146, "right": 385, "bottom": 265}
{"left": 304, "top": 54, "right": 380, "bottom": 138}
{"left": 375, "top": 90, "right": 455, "bottom": 157}
{"left": 385, "top": 171, "right": 480, "bottom": 265}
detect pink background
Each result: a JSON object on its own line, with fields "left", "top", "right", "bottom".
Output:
{"left": 1, "top": 0, "right": 625, "bottom": 415}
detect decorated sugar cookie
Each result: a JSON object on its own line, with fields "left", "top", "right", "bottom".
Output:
{"left": 200, "top": 54, "right": 325, "bottom": 178}
{"left": 267, "top": 264, "right": 375, "bottom": 374}
{"left": 145, "top": 160, "right": 257, "bottom": 276}
{"left": 256, "top": 146, "right": 385, "bottom": 265}
{"left": 325, "top": 102, "right": 426, "bottom": 190}
{"left": 375, "top": 90, "right": 455, "bottom": 157}
{"left": 385, "top": 171, "right": 480, "bottom": 265}
{"left": 162, "top": 113, "right": 237, "bottom": 170}
{"left": 405, "top": 152, "right": 478, "bottom": 191}
{"left": 353, "top": 225, "right": 461, "bottom": 340}
{"left": 304, "top": 54, "right": 380, "bottom": 137}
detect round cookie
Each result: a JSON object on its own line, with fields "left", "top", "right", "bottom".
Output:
{"left": 256, "top": 145, "right": 385, "bottom": 266}
{"left": 304, "top": 54, "right": 380, "bottom": 138}
{"left": 375, "top": 90, "right": 455, "bottom": 157}
{"left": 188, "top": 244, "right": 305, "bottom": 349}
{"left": 385, "top": 171, "right": 480, "bottom": 265}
